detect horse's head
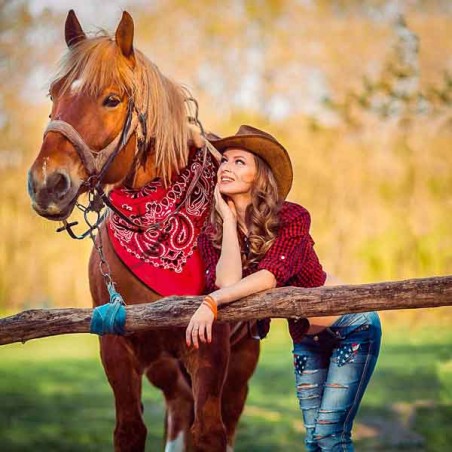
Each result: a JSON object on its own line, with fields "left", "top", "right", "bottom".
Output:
{"left": 28, "top": 10, "right": 192, "bottom": 221}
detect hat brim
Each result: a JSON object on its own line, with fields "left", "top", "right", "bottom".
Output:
{"left": 211, "top": 134, "right": 293, "bottom": 200}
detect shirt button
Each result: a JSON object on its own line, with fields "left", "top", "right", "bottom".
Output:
{"left": 281, "top": 255, "right": 285, "bottom": 260}
{"left": 313, "top": 335, "right": 319, "bottom": 341}
{"left": 206, "top": 269, "right": 209, "bottom": 274}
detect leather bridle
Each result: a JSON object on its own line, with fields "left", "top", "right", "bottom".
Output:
{"left": 45, "top": 96, "right": 215, "bottom": 240}
{"left": 44, "top": 99, "right": 139, "bottom": 186}
{"left": 45, "top": 99, "right": 148, "bottom": 239}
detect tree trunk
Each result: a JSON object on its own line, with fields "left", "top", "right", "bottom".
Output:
{"left": 1, "top": 275, "right": 451, "bottom": 346}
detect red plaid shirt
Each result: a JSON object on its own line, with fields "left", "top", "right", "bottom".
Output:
{"left": 197, "top": 201, "right": 326, "bottom": 342}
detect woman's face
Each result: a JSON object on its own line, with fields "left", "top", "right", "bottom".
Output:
{"left": 218, "top": 148, "right": 257, "bottom": 198}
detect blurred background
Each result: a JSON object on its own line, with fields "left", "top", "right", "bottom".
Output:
{"left": 1, "top": 0, "right": 451, "bottom": 450}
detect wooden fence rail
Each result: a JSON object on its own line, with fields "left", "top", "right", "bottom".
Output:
{"left": 1, "top": 275, "right": 451, "bottom": 346}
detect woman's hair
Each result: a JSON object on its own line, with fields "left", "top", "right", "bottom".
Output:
{"left": 210, "top": 154, "right": 281, "bottom": 268}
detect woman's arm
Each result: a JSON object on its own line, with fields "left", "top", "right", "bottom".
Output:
{"left": 212, "top": 184, "right": 243, "bottom": 287}
{"left": 185, "top": 269, "right": 276, "bottom": 348}
{"left": 212, "top": 269, "right": 276, "bottom": 306}
{"left": 214, "top": 217, "right": 242, "bottom": 287}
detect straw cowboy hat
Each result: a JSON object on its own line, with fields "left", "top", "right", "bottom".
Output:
{"left": 210, "top": 125, "right": 293, "bottom": 199}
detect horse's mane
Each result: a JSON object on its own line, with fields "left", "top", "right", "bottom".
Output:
{"left": 51, "top": 32, "right": 191, "bottom": 184}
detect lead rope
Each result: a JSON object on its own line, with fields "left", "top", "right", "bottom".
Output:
{"left": 84, "top": 204, "right": 126, "bottom": 336}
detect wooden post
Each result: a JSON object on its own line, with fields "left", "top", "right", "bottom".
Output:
{"left": 0, "top": 275, "right": 451, "bottom": 346}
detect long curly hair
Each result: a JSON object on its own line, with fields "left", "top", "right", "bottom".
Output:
{"left": 210, "top": 154, "right": 282, "bottom": 269}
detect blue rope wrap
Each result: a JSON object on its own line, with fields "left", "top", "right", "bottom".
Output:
{"left": 90, "top": 283, "right": 126, "bottom": 335}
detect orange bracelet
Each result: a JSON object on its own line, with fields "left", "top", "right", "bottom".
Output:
{"left": 202, "top": 295, "right": 218, "bottom": 320}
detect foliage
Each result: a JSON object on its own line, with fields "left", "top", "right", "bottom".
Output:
{"left": 1, "top": 1, "right": 451, "bottom": 313}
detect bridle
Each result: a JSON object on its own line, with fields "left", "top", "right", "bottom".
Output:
{"left": 43, "top": 98, "right": 144, "bottom": 239}
{"left": 45, "top": 95, "right": 215, "bottom": 240}
{"left": 45, "top": 100, "right": 139, "bottom": 180}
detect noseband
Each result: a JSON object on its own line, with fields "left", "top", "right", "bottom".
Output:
{"left": 44, "top": 100, "right": 140, "bottom": 183}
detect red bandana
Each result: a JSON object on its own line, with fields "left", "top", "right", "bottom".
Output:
{"left": 107, "top": 147, "right": 217, "bottom": 296}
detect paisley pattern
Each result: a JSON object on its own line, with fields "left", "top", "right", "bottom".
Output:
{"left": 107, "top": 148, "right": 217, "bottom": 295}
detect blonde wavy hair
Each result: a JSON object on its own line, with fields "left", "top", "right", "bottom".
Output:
{"left": 211, "top": 154, "right": 281, "bottom": 268}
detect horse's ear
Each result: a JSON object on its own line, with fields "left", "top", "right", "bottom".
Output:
{"left": 115, "top": 11, "right": 135, "bottom": 67}
{"left": 65, "top": 10, "right": 86, "bottom": 48}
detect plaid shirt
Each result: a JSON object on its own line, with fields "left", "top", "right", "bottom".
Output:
{"left": 197, "top": 201, "right": 326, "bottom": 343}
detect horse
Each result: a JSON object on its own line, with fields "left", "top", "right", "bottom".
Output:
{"left": 27, "top": 10, "right": 259, "bottom": 452}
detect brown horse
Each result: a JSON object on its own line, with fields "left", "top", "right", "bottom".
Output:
{"left": 27, "top": 10, "right": 259, "bottom": 452}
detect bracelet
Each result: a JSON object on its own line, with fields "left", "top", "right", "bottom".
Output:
{"left": 202, "top": 295, "right": 218, "bottom": 320}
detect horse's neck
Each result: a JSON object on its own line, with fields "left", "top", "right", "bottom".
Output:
{"left": 126, "top": 144, "right": 193, "bottom": 189}
{"left": 127, "top": 153, "right": 158, "bottom": 189}
{"left": 124, "top": 132, "right": 196, "bottom": 189}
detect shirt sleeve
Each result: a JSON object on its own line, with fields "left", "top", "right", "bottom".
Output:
{"left": 257, "top": 206, "right": 323, "bottom": 287}
{"left": 197, "top": 232, "right": 220, "bottom": 293}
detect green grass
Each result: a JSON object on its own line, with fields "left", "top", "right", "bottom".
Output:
{"left": 1, "top": 319, "right": 451, "bottom": 451}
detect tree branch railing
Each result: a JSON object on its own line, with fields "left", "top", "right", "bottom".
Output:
{"left": 1, "top": 275, "right": 451, "bottom": 346}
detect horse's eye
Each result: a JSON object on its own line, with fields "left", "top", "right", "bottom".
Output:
{"left": 103, "top": 95, "right": 121, "bottom": 107}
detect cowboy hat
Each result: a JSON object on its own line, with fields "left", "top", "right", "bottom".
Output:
{"left": 210, "top": 125, "right": 293, "bottom": 199}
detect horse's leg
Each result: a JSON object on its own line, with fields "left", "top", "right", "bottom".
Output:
{"left": 100, "top": 335, "right": 147, "bottom": 452}
{"left": 184, "top": 324, "right": 230, "bottom": 452}
{"left": 221, "top": 329, "right": 260, "bottom": 451}
{"left": 146, "top": 356, "right": 194, "bottom": 452}
{"left": 90, "top": 239, "right": 148, "bottom": 452}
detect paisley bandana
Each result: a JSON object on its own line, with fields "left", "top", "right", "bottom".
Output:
{"left": 107, "top": 147, "right": 217, "bottom": 296}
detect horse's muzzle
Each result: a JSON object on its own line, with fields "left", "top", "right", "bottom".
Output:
{"left": 28, "top": 169, "right": 79, "bottom": 221}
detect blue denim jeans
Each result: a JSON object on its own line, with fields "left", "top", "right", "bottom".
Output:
{"left": 293, "top": 312, "right": 381, "bottom": 451}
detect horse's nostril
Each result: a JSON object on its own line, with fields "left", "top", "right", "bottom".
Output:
{"left": 48, "top": 171, "right": 71, "bottom": 199}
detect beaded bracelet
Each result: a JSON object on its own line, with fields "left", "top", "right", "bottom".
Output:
{"left": 202, "top": 295, "right": 218, "bottom": 320}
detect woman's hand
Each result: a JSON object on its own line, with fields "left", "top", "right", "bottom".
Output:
{"left": 186, "top": 303, "right": 215, "bottom": 349}
{"left": 214, "top": 184, "right": 237, "bottom": 223}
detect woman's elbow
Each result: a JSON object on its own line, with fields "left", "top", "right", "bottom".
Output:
{"left": 269, "top": 275, "right": 277, "bottom": 289}
{"left": 262, "top": 270, "right": 277, "bottom": 289}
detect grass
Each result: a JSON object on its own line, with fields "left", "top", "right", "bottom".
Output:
{"left": 1, "top": 315, "right": 451, "bottom": 451}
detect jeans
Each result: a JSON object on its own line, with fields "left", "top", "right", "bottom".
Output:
{"left": 293, "top": 312, "right": 381, "bottom": 451}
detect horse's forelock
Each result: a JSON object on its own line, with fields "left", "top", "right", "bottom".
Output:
{"left": 52, "top": 35, "right": 134, "bottom": 98}
{"left": 51, "top": 32, "right": 190, "bottom": 184}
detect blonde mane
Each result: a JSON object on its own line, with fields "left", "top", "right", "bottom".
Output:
{"left": 51, "top": 32, "right": 191, "bottom": 183}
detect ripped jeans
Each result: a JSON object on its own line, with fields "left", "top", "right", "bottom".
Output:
{"left": 293, "top": 312, "right": 381, "bottom": 451}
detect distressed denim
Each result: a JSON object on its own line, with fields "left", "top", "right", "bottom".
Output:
{"left": 293, "top": 312, "right": 381, "bottom": 451}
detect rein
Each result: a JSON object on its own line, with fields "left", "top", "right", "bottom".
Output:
{"left": 51, "top": 96, "right": 215, "bottom": 240}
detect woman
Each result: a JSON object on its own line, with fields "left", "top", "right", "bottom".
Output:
{"left": 186, "top": 125, "right": 381, "bottom": 451}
